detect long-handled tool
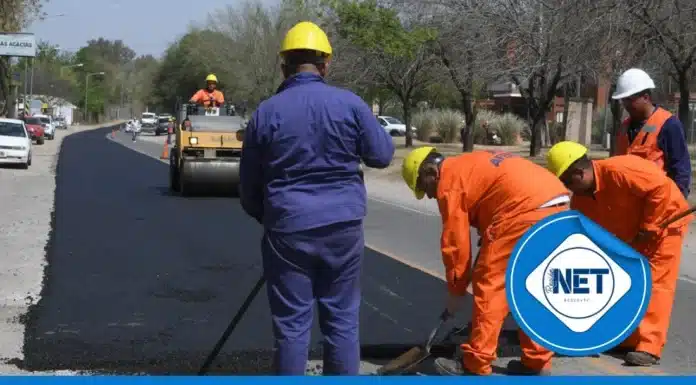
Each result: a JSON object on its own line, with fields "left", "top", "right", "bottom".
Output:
{"left": 376, "top": 310, "right": 452, "bottom": 375}
{"left": 659, "top": 205, "right": 696, "bottom": 229}
{"left": 198, "top": 275, "right": 266, "bottom": 375}
{"left": 631, "top": 205, "right": 696, "bottom": 244}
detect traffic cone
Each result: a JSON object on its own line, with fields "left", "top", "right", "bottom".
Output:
{"left": 160, "top": 141, "right": 169, "bottom": 159}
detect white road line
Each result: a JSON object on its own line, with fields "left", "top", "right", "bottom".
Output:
{"left": 108, "top": 133, "right": 696, "bottom": 287}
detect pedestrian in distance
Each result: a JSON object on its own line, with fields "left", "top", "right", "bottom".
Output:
{"left": 401, "top": 147, "right": 571, "bottom": 376}
{"left": 238, "top": 21, "right": 395, "bottom": 375}
{"left": 547, "top": 141, "right": 693, "bottom": 367}
{"left": 611, "top": 68, "right": 691, "bottom": 198}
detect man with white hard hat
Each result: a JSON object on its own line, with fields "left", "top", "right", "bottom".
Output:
{"left": 611, "top": 68, "right": 691, "bottom": 198}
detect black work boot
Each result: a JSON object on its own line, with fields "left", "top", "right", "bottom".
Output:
{"left": 433, "top": 358, "right": 477, "bottom": 376}
{"left": 506, "top": 360, "right": 551, "bottom": 376}
{"left": 624, "top": 351, "right": 660, "bottom": 366}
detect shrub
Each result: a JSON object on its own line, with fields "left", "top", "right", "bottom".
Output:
{"left": 412, "top": 110, "right": 437, "bottom": 141}
{"left": 472, "top": 110, "right": 527, "bottom": 145}
{"left": 434, "top": 109, "right": 465, "bottom": 143}
{"left": 592, "top": 108, "right": 612, "bottom": 144}
{"left": 412, "top": 108, "right": 465, "bottom": 143}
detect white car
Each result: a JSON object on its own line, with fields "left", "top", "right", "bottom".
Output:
{"left": 33, "top": 114, "right": 55, "bottom": 140}
{"left": 140, "top": 112, "right": 157, "bottom": 131}
{"left": 377, "top": 115, "right": 416, "bottom": 136}
{"left": 0, "top": 118, "right": 32, "bottom": 169}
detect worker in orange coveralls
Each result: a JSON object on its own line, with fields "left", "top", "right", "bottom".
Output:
{"left": 401, "top": 146, "right": 571, "bottom": 376}
{"left": 546, "top": 141, "right": 692, "bottom": 367}
{"left": 189, "top": 74, "right": 225, "bottom": 107}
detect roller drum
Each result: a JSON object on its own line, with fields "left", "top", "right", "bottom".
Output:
{"left": 180, "top": 159, "right": 240, "bottom": 194}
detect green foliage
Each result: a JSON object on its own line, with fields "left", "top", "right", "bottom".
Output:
{"left": 151, "top": 29, "right": 235, "bottom": 112}
{"left": 332, "top": 0, "right": 436, "bottom": 59}
{"left": 412, "top": 109, "right": 464, "bottom": 143}
{"left": 472, "top": 110, "right": 526, "bottom": 146}
{"left": 72, "top": 38, "right": 140, "bottom": 117}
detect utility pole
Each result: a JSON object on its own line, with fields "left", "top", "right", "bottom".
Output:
{"left": 28, "top": 58, "right": 34, "bottom": 113}
{"left": 84, "top": 72, "right": 105, "bottom": 123}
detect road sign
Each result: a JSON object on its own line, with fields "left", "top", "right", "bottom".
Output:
{"left": 0, "top": 33, "right": 36, "bottom": 57}
{"left": 506, "top": 210, "right": 651, "bottom": 357}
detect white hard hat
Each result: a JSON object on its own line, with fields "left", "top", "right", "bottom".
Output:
{"left": 612, "top": 68, "right": 656, "bottom": 100}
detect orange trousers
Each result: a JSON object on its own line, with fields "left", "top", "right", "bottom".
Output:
{"left": 460, "top": 206, "right": 566, "bottom": 375}
{"left": 619, "top": 225, "right": 687, "bottom": 358}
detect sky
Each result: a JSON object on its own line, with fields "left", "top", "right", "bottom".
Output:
{"left": 27, "top": 0, "right": 276, "bottom": 58}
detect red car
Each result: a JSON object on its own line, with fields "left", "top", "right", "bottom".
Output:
{"left": 23, "top": 116, "right": 45, "bottom": 145}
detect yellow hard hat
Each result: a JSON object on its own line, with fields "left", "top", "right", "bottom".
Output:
{"left": 280, "top": 21, "right": 332, "bottom": 57}
{"left": 546, "top": 141, "right": 589, "bottom": 177}
{"left": 402, "top": 146, "right": 436, "bottom": 200}
{"left": 206, "top": 74, "right": 218, "bottom": 83}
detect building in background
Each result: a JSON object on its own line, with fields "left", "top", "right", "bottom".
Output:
{"left": 28, "top": 96, "right": 77, "bottom": 125}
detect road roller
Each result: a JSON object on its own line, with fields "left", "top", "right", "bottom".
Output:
{"left": 169, "top": 103, "right": 246, "bottom": 196}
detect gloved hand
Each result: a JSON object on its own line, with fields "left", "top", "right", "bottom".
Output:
{"left": 631, "top": 228, "right": 659, "bottom": 244}
{"left": 445, "top": 292, "right": 467, "bottom": 317}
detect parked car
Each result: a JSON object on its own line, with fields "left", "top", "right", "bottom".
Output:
{"left": 0, "top": 118, "right": 32, "bottom": 169}
{"left": 23, "top": 116, "right": 46, "bottom": 145}
{"left": 33, "top": 114, "right": 55, "bottom": 140}
{"left": 54, "top": 116, "right": 68, "bottom": 130}
{"left": 155, "top": 117, "right": 171, "bottom": 136}
{"left": 377, "top": 115, "right": 416, "bottom": 136}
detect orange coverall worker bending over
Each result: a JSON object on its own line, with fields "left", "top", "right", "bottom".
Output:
{"left": 401, "top": 147, "right": 571, "bottom": 376}
{"left": 189, "top": 73, "right": 225, "bottom": 107}
{"left": 546, "top": 141, "right": 692, "bottom": 367}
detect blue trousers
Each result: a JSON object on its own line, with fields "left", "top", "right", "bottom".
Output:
{"left": 262, "top": 220, "right": 363, "bottom": 375}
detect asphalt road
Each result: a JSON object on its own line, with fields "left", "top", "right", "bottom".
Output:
{"left": 17, "top": 127, "right": 696, "bottom": 375}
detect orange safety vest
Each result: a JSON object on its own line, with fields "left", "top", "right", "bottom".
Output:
{"left": 615, "top": 107, "right": 672, "bottom": 171}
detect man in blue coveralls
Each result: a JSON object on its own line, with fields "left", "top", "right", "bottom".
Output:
{"left": 239, "top": 21, "right": 395, "bottom": 375}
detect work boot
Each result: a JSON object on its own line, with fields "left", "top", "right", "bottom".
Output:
{"left": 506, "top": 360, "right": 550, "bottom": 376}
{"left": 624, "top": 351, "right": 660, "bottom": 366}
{"left": 433, "top": 357, "right": 477, "bottom": 376}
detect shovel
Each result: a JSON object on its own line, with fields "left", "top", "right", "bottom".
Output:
{"left": 376, "top": 310, "right": 452, "bottom": 375}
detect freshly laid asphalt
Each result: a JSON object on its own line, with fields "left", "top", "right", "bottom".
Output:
{"left": 17, "top": 127, "right": 696, "bottom": 375}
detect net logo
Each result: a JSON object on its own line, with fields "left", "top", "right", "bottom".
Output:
{"left": 506, "top": 211, "right": 650, "bottom": 356}
{"left": 526, "top": 234, "right": 631, "bottom": 333}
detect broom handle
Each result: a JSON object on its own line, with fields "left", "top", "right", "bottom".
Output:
{"left": 659, "top": 205, "right": 696, "bottom": 229}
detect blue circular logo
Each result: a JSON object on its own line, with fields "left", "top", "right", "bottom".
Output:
{"left": 505, "top": 210, "right": 651, "bottom": 357}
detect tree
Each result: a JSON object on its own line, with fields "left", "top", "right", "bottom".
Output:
{"left": 150, "top": 29, "right": 233, "bottom": 112}
{"left": 484, "top": 0, "right": 609, "bottom": 156}
{"left": 14, "top": 41, "right": 79, "bottom": 105}
{"left": 417, "top": 0, "right": 493, "bottom": 151}
{"left": 74, "top": 38, "right": 138, "bottom": 119}
{"left": 204, "top": 0, "right": 322, "bottom": 109}
{"left": 331, "top": 0, "right": 437, "bottom": 147}
{"left": 587, "top": 5, "right": 664, "bottom": 154}
{"left": 0, "top": 0, "right": 48, "bottom": 115}
{"left": 618, "top": 0, "right": 696, "bottom": 128}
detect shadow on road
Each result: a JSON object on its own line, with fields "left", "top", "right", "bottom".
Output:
{"left": 18, "top": 127, "right": 521, "bottom": 374}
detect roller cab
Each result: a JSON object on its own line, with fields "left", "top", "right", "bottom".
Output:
{"left": 169, "top": 103, "right": 247, "bottom": 196}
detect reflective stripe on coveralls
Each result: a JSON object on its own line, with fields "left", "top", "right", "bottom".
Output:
{"left": 615, "top": 107, "right": 671, "bottom": 171}
{"left": 190, "top": 89, "right": 225, "bottom": 106}
{"left": 436, "top": 150, "right": 570, "bottom": 375}
{"left": 262, "top": 220, "right": 363, "bottom": 375}
{"left": 570, "top": 155, "right": 693, "bottom": 358}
